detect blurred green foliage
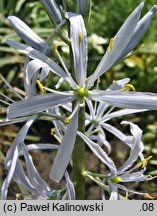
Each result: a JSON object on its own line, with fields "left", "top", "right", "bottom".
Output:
{"left": 1, "top": 0, "right": 157, "bottom": 197}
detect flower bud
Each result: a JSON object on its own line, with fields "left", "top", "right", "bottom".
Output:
{"left": 77, "top": 0, "right": 92, "bottom": 24}
{"left": 40, "top": 0, "right": 62, "bottom": 25}
{"left": 8, "top": 16, "right": 51, "bottom": 54}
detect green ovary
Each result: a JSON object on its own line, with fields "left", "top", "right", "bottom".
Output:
{"left": 77, "top": 86, "right": 88, "bottom": 98}
{"left": 110, "top": 176, "right": 122, "bottom": 184}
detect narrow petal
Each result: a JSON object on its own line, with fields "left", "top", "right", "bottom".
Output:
{"left": 65, "top": 171, "right": 75, "bottom": 200}
{"left": 13, "top": 160, "right": 37, "bottom": 193}
{"left": 85, "top": 98, "right": 95, "bottom": 118}
{"left": 7, "top": 41, "right": 67, "bottom": 79}
{"left": 78, "top": 132, "right": 117, "bottom": 174}
{"left": 90, "top": 91, "right": 157, "bottom": 110}
{"left": 40, "top": 66, "right": 50, "bottom": 82}
{"left": 99, "top": 108, "right": 147, "bottom": 123}
{"left": 21, "top": 143, "right": 49, "bottom": 197}
{"left": 118, "top": 121, "right": 144, "bottom": 173}
{"left": 50, "top": 107, "right": 79, "bottom": 182}
{"left": 87, "top": 2, "right": 144, "bottom": 87}
{"left": 0, "top": 116, "right": 31, "bottom": 126}
{"left": 90, "top": 133, "right": 111, "bottom": 154}
{"left": 121, "top": 170, "right": 147, "bottom": 182}
{"left": 108, "top": 182, "right": 118, "bottom": 200}
{"left": 40, "top": 0, "right": 62, "bottom": 24}
{"left": 5, "top": 116, "right": 37, "bottom": 165}
{"left": 7, "top": 92, "right": 75, "bottom": 119}
{"left": 24, "top": 59, "right": 49, "bottom": 97}
{"left": 77, "top": 0, "right": 91, "bottom": 19}
{"left": 1, "top": 117, "right": 36, "bottom": 199}
{"left": 1, "top": 146, "right": 18, "bottom": 199}
{"left": 118, "top": 5, "right": 157, "bottom": 60}
{"left": 107, "top": 78, "right": 130, "bottom": 91}
{"left": 8, "top": 16, "right": 51, "bottom": 54}
{"left": 18, "top": 144, "right": 59, "bottom": 155}
{"left": 101, "top": 122, "right": 133, "bottom": 148}
{"left": 66, "top": 12, "right": 87, "bottom": 85}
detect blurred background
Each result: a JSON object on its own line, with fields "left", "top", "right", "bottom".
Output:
{"left": 1, "top": 0, "right": 157, "bottom": 199}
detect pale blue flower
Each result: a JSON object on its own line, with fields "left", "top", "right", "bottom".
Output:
{"left": 15, "top": 142, "right": 60, "bottom": 200}
{"left": 5, "top": 2, "right": 157, "bottom": 183}
{"left": 0, "top": 116, "right": 37, "bottom": 199}
{"left": 7, "top": 3, "right": 157, "bottom": 120}
{"left": 78, "top": 121, "right": 147, "bottom": 200}
{"left": 85, "top": 79, "right": 147, "bottom": 153}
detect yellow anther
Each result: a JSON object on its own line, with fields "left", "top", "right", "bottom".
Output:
{"left": 16, "top": 193, "right": 24, "bottom": 200}
{"left": 138, "top": 156, "right": 152, "bottom": 169}
{"left": 53, "top": 44, "right": 59, "bottom": 57}
{"left": 144, "top": 193, "right": 156, "bottom": 200}
{"left": 109, "top": 38, "right": 114, "bottom": 52}
{"left": 112, "top": 80, "right": 116, "bottom": 83}
{"left": 51, "top": 128, "right": 56, "bottom": 136}
{"left": 124, "top": 83, "right": 135, "bottom": 92}
{"left": 97, "top": 77, "right": 101, "bottom": 83}
{"left": 36, "top": 80, "right": 44, "bottom": 93}
{"left": 110, "top": 176, "right": 122, "bottom": 184}
{"left": 64, "top": 116, "right": 71, "bottom": 125}
{"left": 78, "top": 32, "right": 83, "bottom": 45}
{"left": 122, "top": 196, "right": 128, "bottom": 200}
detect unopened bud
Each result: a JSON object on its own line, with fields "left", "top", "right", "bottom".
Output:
{"left": 77, "top": 0, "right": 92, "bottom": 25}
{"left": 40, "top": 0, "right": 62, "bottom": 25}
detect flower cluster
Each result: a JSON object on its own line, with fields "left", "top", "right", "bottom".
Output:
{"left": 1, "top": 0, "right": 157, "bottom": 200}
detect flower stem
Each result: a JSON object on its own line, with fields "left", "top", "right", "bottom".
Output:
{"left": 72, "top": 105, "right": 85, "bottom": 199}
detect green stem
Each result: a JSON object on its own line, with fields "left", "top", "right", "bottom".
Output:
{"left": 72, "top": 105, "right": 85, "bottom": 199}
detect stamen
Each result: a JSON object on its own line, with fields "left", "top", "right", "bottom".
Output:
{"left": 50, "top": 128, "right": 61, "bottom": 143}
{"left": 16, "top": 193, "right": 24, "bottom": 200}
{"left": 147, "top": 175, "right": 157, "bottom": 181}
{"left": 138, "top": 156, "right": 152, "bottom": 169}
{"left": 0, "top": 74, "right": 23, "bottom": 99}
{"left": 78, "top": 32, "right": 83, "bottom": 45}
{"left": 64, "top": 102, "right": 80, "bottom": 126}
{"left": 42, "top": 19, "right": 66, "bottom": 54}
{"left": 124, "top": 83, "right": 135, "bottom": 92}
{"left": 53, "top": 44, "right": 59, "bottom": 57}
{"left": 51, "top": 128, "right": 56, "bottom": 136}
{"left": 36, "top": 80, "right": 44, "bottom": 93}
{"left": 13, "top": 87, "right": 26, "bottom": 97}
{"left": 0, "top": 92, "right": 15, "bottom": 103}
{"left": 64, "top": 116, "right": 71, "bottom": 125}
{"left": 97, "top": 77, "right": 101, "bottom": 84}
{"left": 54, "top": 134, "right": 61, "bottom": 143}
{"left": 144, "top": 193, "right": 156, "bottom": 200}
{"left": 0, "top": 99, "right": 10, "bottom": 106}
{"left": 109, "top": 38, "right": 114, "bottom": 52}
{"left": 52, "top": 44, "right": 78, "bottom": 89}
{"left": 122, "top": 196, "right": 128, "bottom": 200}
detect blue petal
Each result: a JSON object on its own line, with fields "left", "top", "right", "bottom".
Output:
{"left": 87, "top": 2, "right": 144, "bottom": 87}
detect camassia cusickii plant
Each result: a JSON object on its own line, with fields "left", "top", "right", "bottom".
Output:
{"left": 1, "top": 0, "right": 157, "bottom": 200}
